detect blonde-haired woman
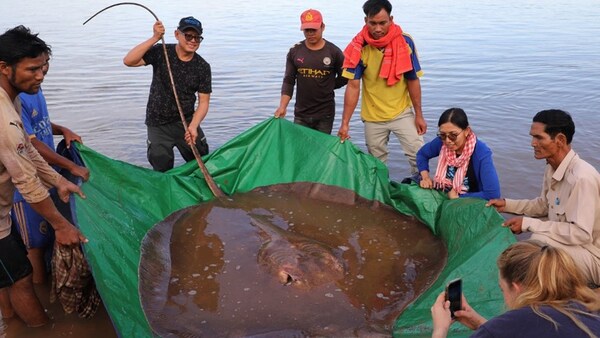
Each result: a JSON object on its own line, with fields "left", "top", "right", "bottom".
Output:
{"left": 431, "top": 240, "right": 600, "bottom": 337}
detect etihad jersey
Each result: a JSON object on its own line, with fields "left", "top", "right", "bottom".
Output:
{"left": 281, "top": 40, "right": 346, "bottom": 119}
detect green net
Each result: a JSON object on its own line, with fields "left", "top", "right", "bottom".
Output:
{"left": 73, "top": 118, "right": 514, "bottom": 337}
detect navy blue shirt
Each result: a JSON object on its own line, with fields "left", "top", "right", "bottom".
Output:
{"left": 472, "top": 304, "right": 600, "bottom": 338}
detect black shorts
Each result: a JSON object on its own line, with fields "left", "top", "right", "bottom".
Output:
{"left": 147, "top": 121, "right": 209, "bottom": 172}
{"left": 0, "top": 230, "right": 33, "bottom": 288}
{"left": 294, "top": 114, "right": 334, "bottom": 134}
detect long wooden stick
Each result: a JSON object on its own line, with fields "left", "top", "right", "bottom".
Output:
{"left": 84, "top": 2, "right": 225, "bottom": 198}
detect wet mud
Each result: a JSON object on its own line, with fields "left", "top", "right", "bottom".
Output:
{"left": 0, "top": 282, "right": 117, "bottom": 338}
{"left": 140, "top": 183, "right": 447, "bottom": 337}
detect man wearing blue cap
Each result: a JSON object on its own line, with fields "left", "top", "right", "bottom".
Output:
{"left": 124, "top": 16, "right": 211, "bottom": 172}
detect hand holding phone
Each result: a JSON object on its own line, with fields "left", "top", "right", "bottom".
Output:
{"left": 445, "top": 278, "right": 462, "bottom": 318}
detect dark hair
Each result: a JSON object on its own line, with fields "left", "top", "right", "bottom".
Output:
{"left": 363, "top": 0, "right": 392, "bottom": 17}
{"left": 532, "top": 109, "right": 575, "bottom": 144}
{"left": 438, "top": 107, "right": 469, "bottom": 129}
{"left": 0, "top": 25, "right": 51, "bottom": 66}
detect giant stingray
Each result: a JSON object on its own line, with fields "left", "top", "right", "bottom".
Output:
{"left": 139, "top": 183, "right": 446, "bottom": 337}
{"left": 249, "top": 214, "right": 346, "bottom": 289}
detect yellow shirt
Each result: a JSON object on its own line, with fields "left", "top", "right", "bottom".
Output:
{"left": 361, "top": 45, "right": 413, "bottom": 122}
{"left": 342, "top": 37, "right": 424, "bottom": 122}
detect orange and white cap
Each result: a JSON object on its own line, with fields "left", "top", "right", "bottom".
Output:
{"left": 300, "top": 9, "right": 323, "bottom": 30}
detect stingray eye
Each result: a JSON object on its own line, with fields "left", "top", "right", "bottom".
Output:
{"left": 284, "top": 274, "right": 294, "bottom": 286}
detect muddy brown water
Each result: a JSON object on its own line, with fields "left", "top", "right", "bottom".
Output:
{"left": 1, "top": 282, "right": 117, "bottom": 338}
{"left": 140, "top": 183, "right": 447, "bottom": 337}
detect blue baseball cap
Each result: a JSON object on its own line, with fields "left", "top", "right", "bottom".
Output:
{"left": 178, "top": 16, "right": 203, "bottom": 35}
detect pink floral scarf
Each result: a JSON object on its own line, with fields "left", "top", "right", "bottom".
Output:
{"left": 434, "top": 131, "right": 476, "bottom": 193}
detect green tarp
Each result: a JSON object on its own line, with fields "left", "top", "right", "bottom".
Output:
{"left": 73, "top": 118, "right": 515, "bottom": 337}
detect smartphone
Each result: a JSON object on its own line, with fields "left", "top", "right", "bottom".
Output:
{"left": 445, "top": 278, "right": 462, "bottom": 318}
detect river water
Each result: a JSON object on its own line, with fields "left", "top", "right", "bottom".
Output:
{"left": 4, "top": 0, "right": 600, "bottom": 199}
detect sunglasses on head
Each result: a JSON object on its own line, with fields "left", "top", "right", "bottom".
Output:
{"left": 180, "top": 31, "right": 203, "bottom": 43}
{"left": 437, "top": 129, "right": 464, "bottom": 141}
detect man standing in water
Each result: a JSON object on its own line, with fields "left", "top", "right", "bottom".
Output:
{"left": 124, "top": 16, "right": 211, "bottom": 172}
{"left": 274, "top": 9, "right": 347, "bottom": 134}
{"left": 12, "top": 52, "right": 90, "bottom": 286}
{"left": 337, "top": 0, "right": 427, "bottom": 175}
{"left": 487, "top": 109, "right": 600, "bottom": 288}
{"left": 0, "top": 25, "right": 87, "bottom": 327}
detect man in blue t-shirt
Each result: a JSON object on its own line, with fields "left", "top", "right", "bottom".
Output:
{"left": 12, "top": 53, "right": 89, "bottom": 285}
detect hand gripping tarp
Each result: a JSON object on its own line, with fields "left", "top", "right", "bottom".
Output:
{"left": 72, "top": 118, "right": 515, "bottom": 337}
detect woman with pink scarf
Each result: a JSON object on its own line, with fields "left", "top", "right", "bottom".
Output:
{"left": 416, "top": 108, "right": 501, "bottom": 200}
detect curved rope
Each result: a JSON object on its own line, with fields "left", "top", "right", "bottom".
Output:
{"left": 83, "top": 2, "right": 159, "bottom": 24}
{"left": 84, "top": 2, "right": 225, "bottom": 198}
